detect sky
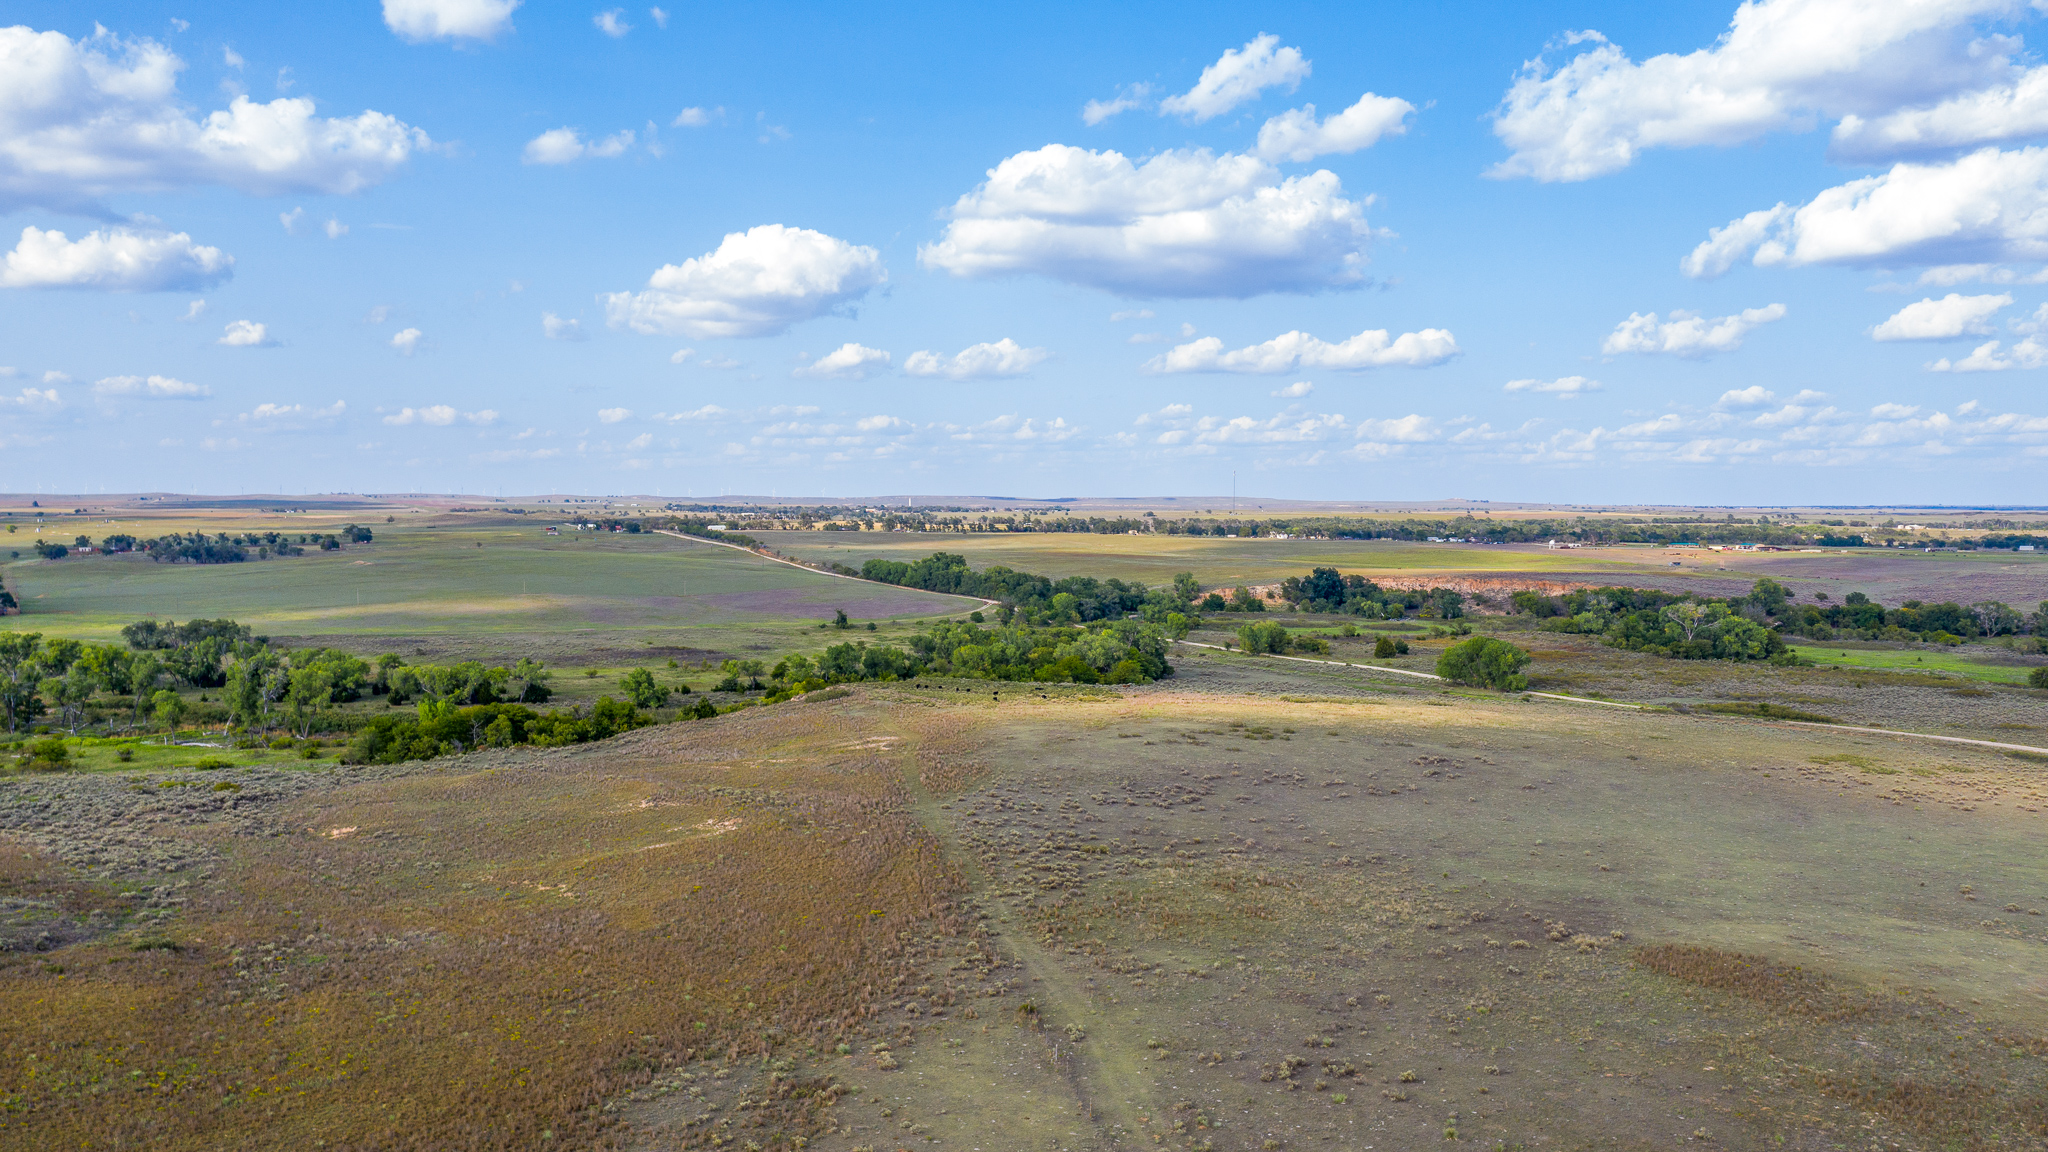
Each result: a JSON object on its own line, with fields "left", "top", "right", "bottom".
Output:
{"left": 6, "top": 0, "right": 2048, "bottom": 504}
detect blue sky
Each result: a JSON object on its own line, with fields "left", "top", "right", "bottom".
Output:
{"left": 5, "top": 0, "right": 2048, "bottom": 503}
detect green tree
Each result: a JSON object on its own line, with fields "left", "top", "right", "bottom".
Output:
{"left": 2032, "top": 667, "right": 2048, "bottom": 689}
{"left": 0, "top": 633, "right": 47, "bottom": 732}
{"left": 152, "top": 689, "right": 186, "bottom": 742}
{"left": 620, "top": 667, "right": 670, "bottom": 709}
{"left": 224, "top": 656, "right": 267, "bottom": 729}
{"left": 286, "top": 665, "right": 334, "bottom": 737}
{"left": 1236, "top": 620, "right": 1292, "bottom": 654}
{"left": 1172, "top": 572, "right": 1201, "bottom": 603}
{"left": 1434, "top": 636, "right": 1532, "bottom": 691}
{"left": 49, "top": 670, "right": 95, "bottom": 734}
{"left": 75, "top": 644, "right": 133, "bottom": 695}
{"left": 509, "top": 657, "right": 552, "bottom": 703}
{"left": 1748, "top": 578, "right": 1791, "bottom": 616}
{"left": 1373, "top": 634, "right": 1397, "bottom": 658}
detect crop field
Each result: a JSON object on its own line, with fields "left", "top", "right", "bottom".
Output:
{"left": 0, "top": 526, "right": 980, "bottom": 665}
{"left": 770, "top": 532, "right": 1671, "bottom": 589}
{"left": 4, "top": 673, "right": 2046, "bottom": 1151}
{"left": 770, "top": 530, "right": 2048, "bottom": 608}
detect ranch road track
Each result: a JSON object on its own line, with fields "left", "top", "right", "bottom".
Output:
{"left": 654, "top": 529, "right": 1001, "bottom": 614}
{"left": 1174, "top": 639, "right": 2048, "bottom": 757}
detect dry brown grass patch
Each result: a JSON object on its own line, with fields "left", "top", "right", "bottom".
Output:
{"left": 0, "top": 704, "right": 967, "bottom": 1151}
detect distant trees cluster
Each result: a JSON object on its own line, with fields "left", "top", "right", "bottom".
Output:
{"left": 854, "top": 551, "right": 1198, "bottom": 629}
{"left": 1272, "top": 567, "right": 1466, "bottom": 620}
{"left": 20, "top": 525, "right": 370, "bottom": 565}
{"left": 0, "top": 620, "right": 268, "bottom": 734}
{"left": 343, "top": 698, "right": 650, "bottom": 766}
{"left": 733, "top": 618, "right": 1178, "bottom": 698}
{"left": 1516, "top": 580, "right": 2048, "bottom": 650}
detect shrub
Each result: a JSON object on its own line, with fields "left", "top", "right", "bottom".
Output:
{"left": 1236, "top": 621, "right": 1293, "bottom": 655}
{"left": 2030, "top": 667, "right": 2048, "bottom": 689}
{"left": 1373, "top": 635, "right": 1396, "bottom": 658}
{"left": 24, "top": 737, "right": 68, "bottom": 771}
{"left": 1434, "top": 636, "right": 1532, "bottom": 691}
{"left": 620, "top": 667, "right": 670, "bottom": 709}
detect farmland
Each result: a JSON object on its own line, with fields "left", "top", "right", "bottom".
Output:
{"left": 1, "top": 500, "right": 2046, "bottom": 1151}
{"left": 1, "top": 517, "right": 982, "bottom": 668}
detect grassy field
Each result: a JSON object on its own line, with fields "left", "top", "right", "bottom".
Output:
{"left": 1790, "top": 643, "right": 2039, "bottom": 685}
{"left": 6, "top": 503, "right": 2048, "bottom": 1150}
{"left": 6, "top": 675, "right": 2045, "bottom": 1151}
{"left": 0, "top": 525, "right": 981, "bottom": 665}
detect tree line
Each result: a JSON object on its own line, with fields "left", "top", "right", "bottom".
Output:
{"left": 1516, "top": 580, "right": 2048, "bottom": 650}
{"left": 848, "top": 551, "right": 1200, "bottom": 631}
{"left": 19, "top": 525, "right": 371, "bottom": 566}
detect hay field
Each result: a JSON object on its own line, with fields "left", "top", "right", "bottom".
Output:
{"left": 770, "top": 531, "right": 2048, "bottom": 608}
{"left": 0, "top": 526, "right": 980, "bottom": 663}
{"left": 771, "top": 532, "right": 1667, "bottom": 588}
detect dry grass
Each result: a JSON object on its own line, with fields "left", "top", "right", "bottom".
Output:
{"left": 1638, "top": 944, "right": 2048, "bottom": 1148}
{"left": 1633, "top": 943, "right": 1872, "bottom": 1022}
{"left": 0, "top": 699, "right": 965, "bottom": 1151}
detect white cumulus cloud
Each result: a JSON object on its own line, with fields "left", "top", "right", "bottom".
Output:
{"left": 390, "top": 327, "right": 423, "bottom": 355}
{"left": 598, "top": 407, "right": 632, "bottom": 423}
{"left": 383, "top": 405, "right": 497, "bottom": 425}
{"left": 1871, "top": 292, "right": 2011, "bottom": 340}
{"left": 1601, "top": 304, "right": 1786, "bottom": 358}
{"left": 522, "top": 127, "right": 634, "bottom": 164}
{"left": 1, "top": 387, "right": 61, "bottom": 411}
{"left": 541, "top": 312, "right": 586, "bottom": 341}
{"left": 1159, "top": 34, "right": 1309, "bottom": 122}
{"left": 383, "top": 0, "right": 521, "bottom": 42}
{"left": 1145, "top": 326, "right": 1460, "bottom": 373}
{"left": 0, "top": 26, "right": 430, "bottom": 212}
{"left": 0, "top": 226, "right": 232, "bottom": 291}
{"left": 919, "top": 145, "right": 1375, "bottom": 297}
{"left": 1684, "top": 147, "right": 2048, "bottom": 276}
{"left": 903, "top": 338, "right": 1049, "bottom": 380}
{"left": 796, "top": 342, "right": 892, "bottom": 379}
{"left": 1832, "top": 59, "right": 2048, "bottom": 162}
{"left": 1929, "top": 337, "right": 2048, "bottom": 371}
{"left": 1505, "top": 375, "right": 1601, "bottom": 398}
{"left": 234, "top": 400, "right": 344, "bottom": 427}
{"left": 594, "top": 9, "right": 631, "bottom": 37}
{"left": 603, "top": 224, "right": 885, "bottom": 339}
{"left": 1271, "top": 381, "right": 1314, "bottom": 398}
{"left": 93, "top": 374, "right": 208, "bottom": 398}
{"left": 1255, "top": 92, "right": 1414, "bottom": 162}
{"left": 1488, "top": 0, "right": 2022, "bottom": 182}
{"left": 217, "top": 319, "right": 274, "bottom": 347}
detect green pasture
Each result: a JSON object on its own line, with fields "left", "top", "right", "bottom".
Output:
{"left": 0, "top": 526, "right": 981, "bottom": 663}
{"left": 3, "top": 733, "right": 322, "bottom": 775}
{"left": 1790, "top": 643, "right": 2038, "bottom": 684}
{"left": 769, "top": 531, "right": 1680, "bottom": 588}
